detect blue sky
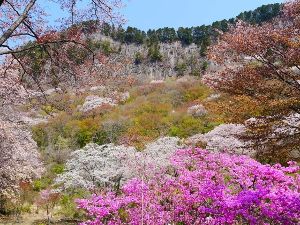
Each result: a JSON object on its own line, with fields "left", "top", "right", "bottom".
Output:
{"left": 122, "top": 0, "right": 284, "bottom": 30}
{"left": 41, "top": 0, "right": 285, "bottom": 31}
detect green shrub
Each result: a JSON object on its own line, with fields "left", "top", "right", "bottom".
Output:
{"left": 93, "top": 129, "right": 110, "bottom": 145}
{"left": 175, "top": 62, "right": 187, "bottom": 76}
{"left": 51, "top": 163, "right": 65, "bottom": 175}
{"left": 100, "top": 40, "right": 114, "bottom": 56}
{"left": 201, "top": 61, "right": 209, "bottom": 72}
{"left": 183, "top": 85, "right": 211, "bottom": 102}
{"left": 87, "top": 39, "right": 102, "bottom": 51}
{"left": 66, "top": 46, "right": 89, "bottom": 65}
{"left": 148, "top": 44, "right": 163, "bottom": 62}
{"left": 32, "top": 125, "right": 48, "bottom": 149}
{"left": 134, "top": 52, "right": 143, "bottom": 64}
{"left": 33, "top": 177, "right": 52, "bottom": 192}
{"left": 58, "top": 190, "right": 89, "bottom": 218}
{"left": 41, "top": 105, "right": 56, "bottom": 115}
{"left": 169, "top": 115, "right": 216, "bottom": 138}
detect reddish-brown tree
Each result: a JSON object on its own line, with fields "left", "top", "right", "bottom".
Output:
{"left": 205, "top": 0, "right": 300, "bottom": 164}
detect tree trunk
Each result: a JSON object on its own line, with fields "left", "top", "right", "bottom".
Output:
{"left": 0, "top": 0, "right": 36, "bottom": 46}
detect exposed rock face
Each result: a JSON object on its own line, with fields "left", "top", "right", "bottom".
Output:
{"left": 80, "top": 95, "right": 116, "bottom": 112}
{"left": 84, "top": 34, "right": 207, "bottom": 81}
{"left": 186, "top": 124, "right": 255, "bottom": 157}
{"left": 187, "top": 104, "right": 207, "bottom": 117}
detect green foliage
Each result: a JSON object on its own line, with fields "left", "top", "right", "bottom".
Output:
{"left": 65, "top": 117, "right": 100, "bottom": 148}
{"left": 201, "top": 61, "right": 209, "bottom": 72}
{"left": 93, "top": 130, "right": 110, "bottom": 145}
{"left": 175, "top": 61, "right": 187, "bottom": 76}
{"left": 124, "top": 26, "right": 146, "bottom": 44}
{"left": 32, "top": 80, "right": 216, "bottom": 154}
{"left": 177, "top": 27, "right": 193, "bottom": 45}
{"left": 58, "top": 190, "right": 89, "bottom": 218}
{"left": 41, "top": 105, "right": 56, "bottom": 115}
{"left": 169, "top": 115, "right": 215, "bottom": 138}
{"left": 148, "top": 44, "right": 163, "bottom": 62}
{"left": 87, "top": 39, "right": 102, "bottom": 51}
{"left": 33, "top": 177, "right": 52, "bottom": 192}
{"left": 212, "top": 19, "right": 229, "bottom": 32}
{"left": 146, "top": 29, "right": 159, "bottom": 45}
{"left": 100, "top": 40, "right": 114, "bottom": 56}
{"left": 155, "top": 27, "right": 177, "bottom": 43}
{"left": 89, "top": 3, "right": 282, "bottom": 53}
{"left": 50, "top": 164, "right": 65, "bottom": 175}
{"left": 32, "top": 125, "right": 48, "bottom": 149}
{"left": 237, "top": 3, "right": 282, "bottom": 24}
{"left": 101, "top": 22, "right": 113, "bottom": 36}
{"left": 134, "top": 52, "right": 143, "bottom": 64}
{"left": 200, "top": 36, "right": 211, "bottom": 57}
{"left": 183, "top": 85, "right": 211, "bottom": 102}
{"left": 66, "top": 46, "right": 89, "bottom": 65}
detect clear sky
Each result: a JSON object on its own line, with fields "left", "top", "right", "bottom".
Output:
{"left": 41, "top": 0, "right": 285, "bottom": 31}
{"left": 121, "top": 0, "right": 285, "bottom": 30}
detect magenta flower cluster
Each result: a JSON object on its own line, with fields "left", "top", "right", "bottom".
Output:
{"left": 77, "top": 148, "right": 300, "bottom": 225}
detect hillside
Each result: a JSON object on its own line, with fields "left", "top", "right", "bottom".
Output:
{"left": 19, "top": 3, "right": 282, "bottom": 89}
{"left": 1, "top": 1, "right": 300, "bottom": 224}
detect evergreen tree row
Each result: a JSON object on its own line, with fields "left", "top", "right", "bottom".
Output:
{"left": 79, "top": 3, "right": 281, "bottom": 54}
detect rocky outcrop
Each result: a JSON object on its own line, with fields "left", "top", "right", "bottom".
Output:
{"left": 84, "top": 34, "right": 207, "bottom": 81}
{"left": 79, "top": 95, "right": 116, "bottom": 112}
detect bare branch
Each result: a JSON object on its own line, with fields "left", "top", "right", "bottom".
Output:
{"left": 0, "top": 0, "right": 37, "bottom": 46}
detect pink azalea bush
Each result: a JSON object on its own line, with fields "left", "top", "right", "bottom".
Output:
{"left": 77, "top": 148, "right": 300, "bottom": 225}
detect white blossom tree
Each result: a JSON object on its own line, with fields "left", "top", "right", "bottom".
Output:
{"left": 56, "top": 137, "right": 183, "bottom": 191}
{"left": 0, "top": 119, "right": 44, "bottom": 199}
{"left": 56, "top": 143, "right": 138, "bottom": 190}
{"left": 186, "top": 124, "right": 255, "bottom": 156}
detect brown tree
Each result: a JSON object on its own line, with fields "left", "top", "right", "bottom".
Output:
{"left": 205, "top": 0, "right": 300, "bottom": 164}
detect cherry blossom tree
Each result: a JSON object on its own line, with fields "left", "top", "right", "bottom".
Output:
{"left": 0, "top": 119, "right": 44, "bottom": 201}
{"left": 55, "top": 143, "right": 138, "bottom": 191}
{"left": 0, "top": 0, "right": 124, "bottom": 90}
{"left": 55, "top": 137, "right": 183, "bottom": 191}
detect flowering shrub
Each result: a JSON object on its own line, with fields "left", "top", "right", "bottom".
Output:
{"left": 77, "top": 148, "right": 300, "bottom": 225}
{"left": 187, "top": 104, "right": 207, "bottom": 117}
